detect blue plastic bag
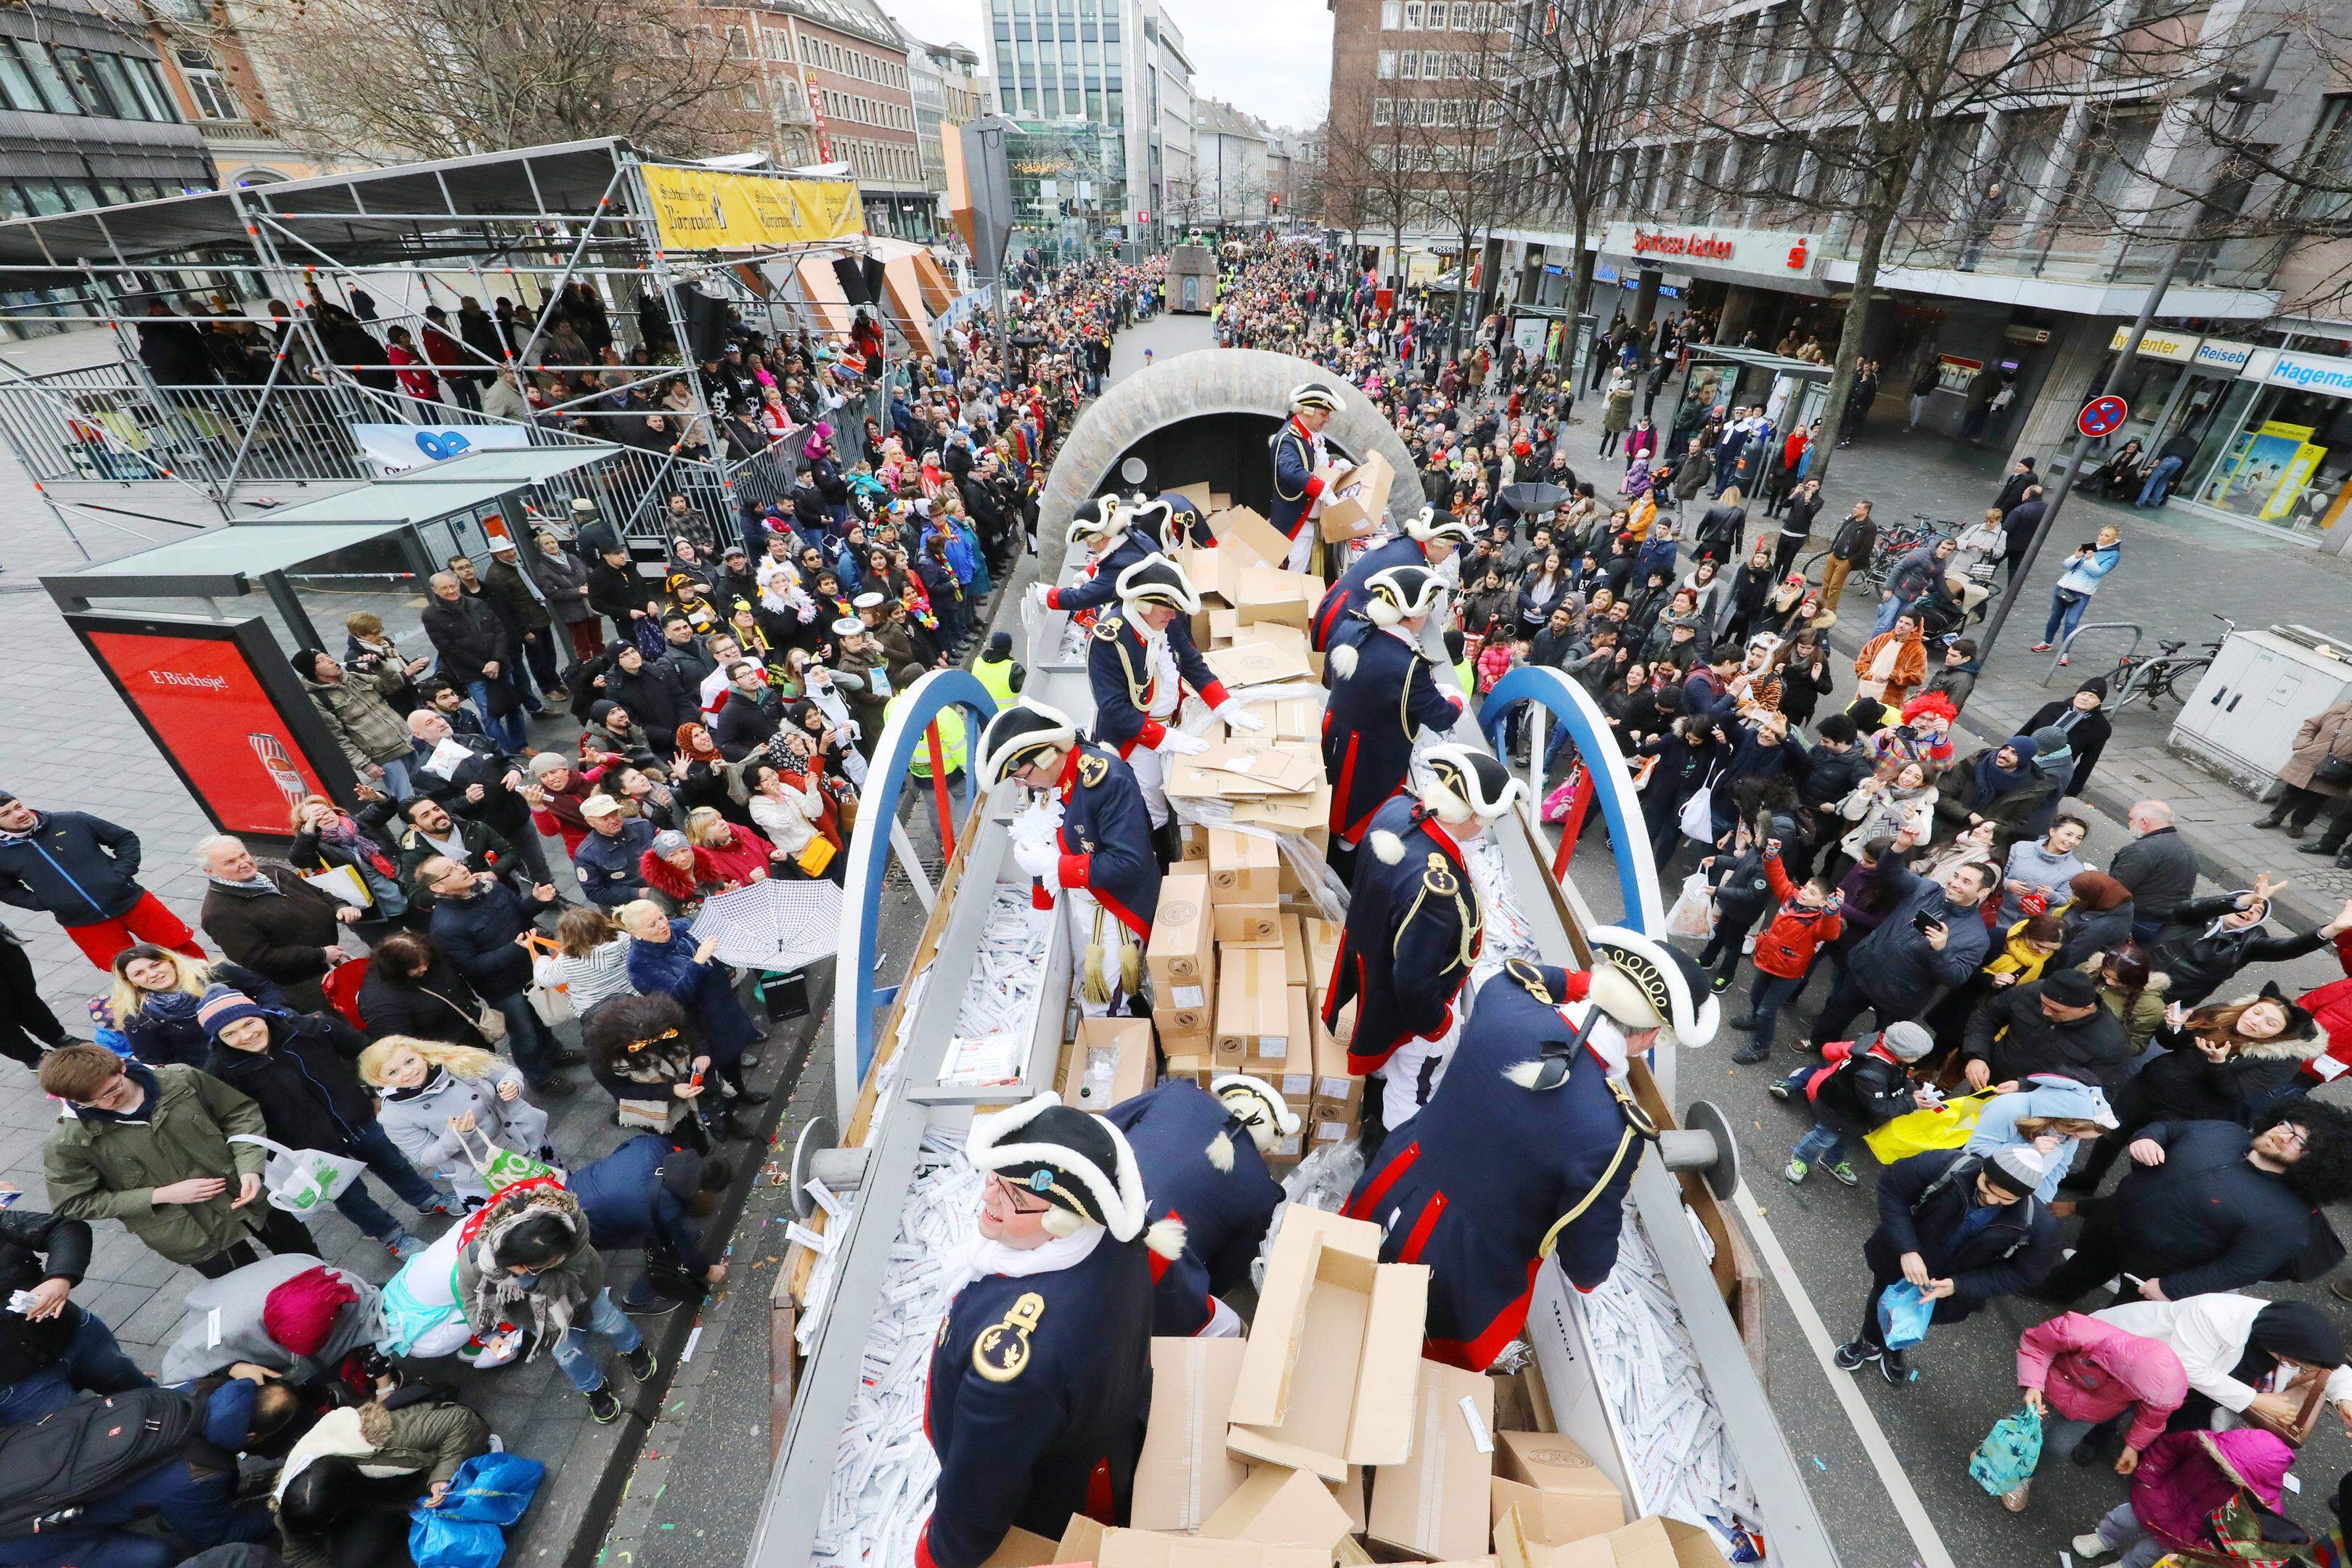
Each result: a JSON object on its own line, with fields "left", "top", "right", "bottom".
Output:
{"left": 410, "top": 1452, "right": 547, "bottom": 1568}
{"left": 1967, "top": 1405, "right": 2043, "bottom": 1496}
{"left": 1876, "top": 1280, "right": 1935, "bottom": 1351}
{"left": 437, "top": 1452, "right": 547, "bottom": 1524}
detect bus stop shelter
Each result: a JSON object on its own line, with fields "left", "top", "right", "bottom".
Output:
{"left": 1664, "top": 346, "right": 1837, "bottom": 452}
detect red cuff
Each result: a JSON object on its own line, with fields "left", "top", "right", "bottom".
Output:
{"left": 1140, "top": 718, "right": 1167, "bottom": 750}
{"left": 1058, "top": 852, "right": 1090, "bottom": 889}
{"left": 1045, "top": 587, "right": 1063, "bottom": 610}
{"left": 1304, "top": 475, "right": 1326, "bottom": 501}
{"left": 1199, "top": 679, "right": 1231, "bottom": 708}
{"left": 1031, "top": 881, "right": 1055, "bottom": 911}
{"left": 915, "top": 1524, "right": 940, "bottom": 1568}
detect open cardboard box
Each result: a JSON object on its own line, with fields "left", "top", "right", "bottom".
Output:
{"left": 1173, "top": 481, "right": 1215, "bottom": 510}
{"left": 1203, "top": 1465, "right": 1355, "bottom": 1557}
{"left": 1496, "top": 1509, "right": 1728, "bottom": 1568}
{"left": 1210, "top": 505, "right": 1297, "bottom": 571}
{"left": 1091, "top": 1528, "right": 1328, "bottom": 1568}
{"left": 1205, "top": 635, "right": 1316, "bottom": 690}
{"left": 1369, "top": 1360, "right": 1495, "bottom": 1561}
{"left": 1135, "top": 1337, "right": 1253, "bottom": 1532}
{"left": 1233, "top": 566, "right": 1320, "bottom": 631}
{"left": 1318, "top": 452, "right": 1395, "bottom": 543}
{"left": 1061, "top": 1016, "right": 1153, "bottom": 1112}
{"left": 1228, "top": 1205, "right": 1429, "bottom": 1480}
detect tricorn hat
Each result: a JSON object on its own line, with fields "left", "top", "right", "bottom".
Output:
{"left": 974, "top": 698, "right": 1079, "bottom": 789}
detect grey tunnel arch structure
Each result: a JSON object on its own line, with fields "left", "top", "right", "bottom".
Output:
{"left": 1039, "top": 348, "right": 1424, "bottom": 541}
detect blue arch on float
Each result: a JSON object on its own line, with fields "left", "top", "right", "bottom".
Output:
{"left": 1477, "top": 664, "right": 1666, "bottom": 936}
{"left": 833, "top": 668, "right": 999, "bottom": 1102}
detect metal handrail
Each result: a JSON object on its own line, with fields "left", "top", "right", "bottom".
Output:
{"left": 2042, "top": 620, "right": 2142, "bottom": 685}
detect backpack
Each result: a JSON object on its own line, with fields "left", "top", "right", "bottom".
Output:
{"left": 0, "top": 1384, "right": 208, "bottom": 1534}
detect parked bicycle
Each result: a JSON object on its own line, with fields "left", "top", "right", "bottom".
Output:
{"left": 2098, "top": 613, "right": 2237, "bottom": 712}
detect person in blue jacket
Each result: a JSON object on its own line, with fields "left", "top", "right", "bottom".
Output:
{"left": 619, "top": 901, "right": 770, "bottom": 1117}
{"left": 978, "top": 700, "right": 1159, "bottom": 1016}
{"left": 1269, "top": 382, "right": 1339, "bottom": 569}
{"left": 1321, "top": 565, "right": 1464, "bottom": 870}
{"left": 1087, "top": 557, "right": 1262, "bottom": 832}
{"left": 918, "top": 1093, "right": 1178, "bottom": 1568}
{"left": 1104, "top": 1075, "right": 1296, "bottom": 1336}
{"left": 1147, "top": 492, "right": 1216, "bottom": 552}
{"left": 1327, "top": 746, "right": 1521, "bottom": 1139}
{"left": 571, "top": 1135, "right": 728, "bottom": 1311}
{"left": 1312, "top": 507, "right": 1477, "bottom": 654}
{"left": 1029, "top": 494, "right": 1150, "bottom": 625}
{"left": 1346, "top": 939, "right": 1718, "bottom": 1368}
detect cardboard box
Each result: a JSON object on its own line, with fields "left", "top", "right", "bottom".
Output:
{"left": 1175, "top": 744, "right": 1323, "bottom": 801}
{"left": 1214, "top": 905, "right": 1282, "bottom": 946}
{"left": 1174, "top": 481, "right": 1214, "bottom": 510}
{"left": 1202, "top": 1465, "right": 1355, "bottom": 1554}
{"left": 1182, "top": 823, "right": 1210, "bottom": 862}
{"left": 1233, "top": 566, "right": 1315, "bottom": 631}
{"left": 1318, "top": 452, "right": 1396, "bottom": 543}
{"left": 1092, "top": 1528, "right": 1326, "bottom": 1568}
{"left": 1134, "top": 1337, "right": 1252, "bottom": 1532}
{"left": 1490, "top": 1433, "right": 1625, "bottom": 1546}
{"left": 1210, "top": 505, "right": 1296, "bottom": 571}
{"left": 1497, "top": 1514, "right": 1725, "bottom": 1568}
{"left": 1217, "top": 946, "right": 1290, "bottom": 1063}
{"left": 1179, "top": 545, "right": 1233, "bottom": 605}
{"left": 1278, "top": 916, "right": 1310, "bottom": 987}
{"left": 1164, "top": 1050, "right": 1217, "bottom": 1088}
{"left": 1311, "top": 1023, "right": 1360, "bottom": 1126}
{"left": 1061, "top": 1016, "right": 1153, "bottom": 1113}
{"left": 1267, "top": 697, "right": 1323, "bottom": 744}
{"left": 1205, "top": 633, "right": 1315, "bottom": 689}
{"left": 1228, "top": 1205, "right": 1430, "bottom": 1479}
{"left": 1301, "top": 917, "right": 1339, "bottom": 995}
{"left": 1156, "top": 999, "right": 1214, "bottom": 1042}
{"left": 1208, "top": 607, "right": 1241, "bottom": 647}
{"left": 1244, "top": 979, "right": 1311, "bottom": 1074}
{"left": 1329, "top": 1468, "right": 1365, "bottom": 1535}
{"left": 1369, "top": 1362, "right": 1495, "bottom": 1561}
{"left": 977, "top": 1528, "right": 1063, "bottom": 1568}
{"left": 1149, "top": 868, "right": 1214, "bottom": 991}
{"left": 1208, "top": 828, "right": 1281, "bottom": 905}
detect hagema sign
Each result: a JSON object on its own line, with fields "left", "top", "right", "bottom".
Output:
{"left": 1598, "top": 222, "right": 1824, "bottom": 279}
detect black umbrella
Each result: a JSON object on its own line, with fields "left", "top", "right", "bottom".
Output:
{"left": 1499, "top": 481, "right": 1569, "bottom": 517}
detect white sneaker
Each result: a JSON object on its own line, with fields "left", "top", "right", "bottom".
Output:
{"left": 2073, "top": 1534, "right": 2112, "bottom": 1559}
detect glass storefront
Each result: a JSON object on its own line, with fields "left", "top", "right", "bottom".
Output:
{"left": 2184, "top": 380, "right": 2352, "bottom": 535}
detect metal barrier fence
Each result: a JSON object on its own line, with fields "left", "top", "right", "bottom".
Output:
{"left": 0, "top": 354, "right": 898, "bottom": 552}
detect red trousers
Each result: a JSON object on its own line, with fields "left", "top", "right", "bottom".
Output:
{"left": 61, "top": 891, "right": 205, "bottom": 969}
{"left": 566, "top": 620, "right": 605, "bottom": 662}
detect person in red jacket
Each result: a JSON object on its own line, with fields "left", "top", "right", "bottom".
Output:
{"left": 1731, "top": 840, "right": 1843, "bottom": 1063}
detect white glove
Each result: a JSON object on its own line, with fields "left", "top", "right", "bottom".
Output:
{"left": 1012, "top": 837, "right": 1057, "bottom": 880}
{"left": 1159, "top": 728, "right": 1211, "bottom": 756}
{"left": 1028, "top": 582, "right": 1052, "bottom": 608}
{"left": 1219, "top": 703, "right": 1266, "bottom": 733}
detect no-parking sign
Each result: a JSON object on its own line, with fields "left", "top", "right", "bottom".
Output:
{"left": 2078, "top": 394, "right": 2128, "bottom": 438}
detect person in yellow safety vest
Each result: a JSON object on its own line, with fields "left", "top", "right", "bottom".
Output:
{"left": 883, "top": 661, "right": 968, "bottom": 782}
{"left": 971, "top": 630, "right": 1026, "bottom": 711}
{"left": 1447, "top": 629, "right": 1475, "bottom": 697}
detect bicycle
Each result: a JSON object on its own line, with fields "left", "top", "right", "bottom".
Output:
{"left": 1858, "top": 515, "right": 1945, "bottom": 592}
{"left": 2100, "top": 613, "right": 2237, "bottom": 713}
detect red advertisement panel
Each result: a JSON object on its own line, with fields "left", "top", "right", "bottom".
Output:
{"left": 85, "top": 628, "right": 332, "bottom": 836}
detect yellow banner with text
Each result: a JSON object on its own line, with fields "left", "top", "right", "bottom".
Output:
{"left": 640, "top": 166, "right": 863, "bottom": 251}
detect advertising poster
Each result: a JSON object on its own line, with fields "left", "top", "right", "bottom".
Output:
{"left": 2210, "top": 421, "right": 2316, "bottom": 519}
{"left": 639, "top": 166, "right": 862, "bottom": 252}
{"left": 353, "top": 421, "right": 531, "bottom": 476}
{"left": 2262, "top": 441, "right": 2329, "bottom": 522}
{"left": 65, "top": 613, "right": 356, "bottom": 841}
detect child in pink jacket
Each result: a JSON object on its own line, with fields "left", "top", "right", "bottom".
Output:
{"left": 2075, "top": 1427, "right": 2295, "bottom": 1568}
{"left": 2004, "top": 1312, "right": 2187, "bottom": 1510}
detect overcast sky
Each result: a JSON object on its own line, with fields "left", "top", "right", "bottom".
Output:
{"left": 885, "top": 0, "right": 1331, "bottom": 132}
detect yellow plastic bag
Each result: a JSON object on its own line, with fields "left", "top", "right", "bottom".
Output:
{"left": 1863, "top": 1090, "right": 1995, "bottom": 1164}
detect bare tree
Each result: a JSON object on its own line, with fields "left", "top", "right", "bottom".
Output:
{"left": 1651, "top": 0, "right": 2223, "bottom": 489}
{"left": 1500, "top": 0, "right": 1654, "bottom": 317}
{"left": 247, "top": 0, "right": 759, "bottom": 163}
{"left": 1413, "top": 19, "right": 1526, "bottom": 354}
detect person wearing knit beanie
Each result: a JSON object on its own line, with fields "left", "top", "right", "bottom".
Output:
{"left": 197, "top": 984, "right": 274, "bottom": 1042}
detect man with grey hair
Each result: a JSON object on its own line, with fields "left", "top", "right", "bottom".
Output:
{"left": 2110, "top": 799, "right": 2196, "bottom": 944}
{"left": 420, "top": 568, "right": 523, "bottom": 750}
{"left": 195, "top": 834, "right": 358, "bottom": 1012}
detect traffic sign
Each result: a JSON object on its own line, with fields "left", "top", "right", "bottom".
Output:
{"left": 2078, "top": 394, "right": 2128, "bottom": 438}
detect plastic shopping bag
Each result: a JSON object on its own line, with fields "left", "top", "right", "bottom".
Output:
{"left": 1877, "top": 1279, "right": 1936, "bottom": 1352}
{"left": 228, "top": 1135, "right": 367, "bottom": 1214}
{"left": 455, "top": 1127, "right": 563, "bottom": 1195}
{"left": 1863, "top": 1091, "right": 1996, "bottom": 1164}
{"left": 1664, "top": 872, "right": 1717, "bottom": 941}
{"left": 434, "top": 1451, "right": 547, "bottom": 1524}
{"left": 1968, "top": 1405, "right": 2043, "bottom": 1497}
{"left": 1678, "top": 777, "right": 1718, "bottom": 841}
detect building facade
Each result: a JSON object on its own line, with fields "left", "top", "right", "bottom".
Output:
{"left": 906, "top": 37, "right": 984, "bottom": 192}
{"left": 985, "top": 0, "right": 1192, "bottom": 250}
{"left": 0, "top": 0, "right": 211, "bottom": 219}
{"left": 1193, "top": 98, "right": 1268, "bottom": 225}
{"left": 724, "top": 0, "right": 929, "bottom": 235}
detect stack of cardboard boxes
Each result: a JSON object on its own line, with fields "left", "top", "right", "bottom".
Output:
{"left": 981, "top": 1204, "right": 1715, "bottom": 1568}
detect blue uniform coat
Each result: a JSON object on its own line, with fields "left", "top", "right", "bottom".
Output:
{"left": 1312, "top": 536, "right": 1429, "bottom": 653}
{"left": 1269, "top": 417, "right": 1326, "bottom": 542}
{"left": 1049, "top": 742, "right": 1159, "bottom": 939}
{"left": 626, "top": 929, "right": 757, "bottom": 1063}
{"left": 1322, "top": 627, "right": 1460, "bottom": 845}
{"left": 1087, "top": 613, "right": 1228, "bottom": 759}
{"left": 1323, "top": 796, "right": 1481, "bottom": 1074}
{"left": 1103, "top": 1081, "right": 1283, "bottom": 1334}
{"left": 1045, "top": 535, "right": 1153, "bottom": 621}
{"left": 919, "top": 1236, "right": 1153, "bottom": 1568}
{"left": 1344, "top": 962, "right": 1642, "bottom": 1368}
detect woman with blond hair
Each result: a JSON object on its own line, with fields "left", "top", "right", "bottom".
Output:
{"left": 359, "top": 1034, "right": 555, "bottom": 1207}
{"left": 531, "top": 904, "right": 638, "bottom": 1016}
{"left": 684, "top": 805, "right": 775, "bottom": 886}
{"left": 107, "top": 942, "right": 290, "bottom": 1067}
